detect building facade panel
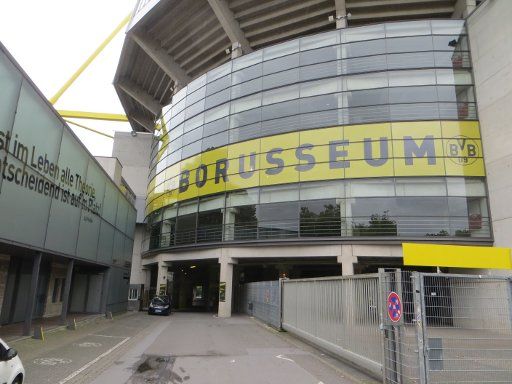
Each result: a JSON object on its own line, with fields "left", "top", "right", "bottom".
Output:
{"left": 143, "top": 20, "right": 490, "bottom": 252}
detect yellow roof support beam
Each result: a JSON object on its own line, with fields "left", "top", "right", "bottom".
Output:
{"left": 403, "top": 243, "right": 512, "bottom": 269}
{"left": 58, "top": 110, "right": 128, "bottom": 122}
{"left": 49, "top": 14, "right": 131, "bottom": 105}
{"left": 64, "top": 119, "right": 114, "bottom": 139}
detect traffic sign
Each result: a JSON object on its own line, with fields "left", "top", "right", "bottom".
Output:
{"left": 387, "top": 291, "right": 402, "bottom": 323}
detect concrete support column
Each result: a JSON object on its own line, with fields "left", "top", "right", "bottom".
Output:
{"left": 60, "top": 259, "right": 74, "bottom": 325}
{"left": 157, "top": 261, "right": 168, "bottom": 295}
{"left": 231, "top": 42, "right": 243, "bottom": 59}
{"left": 24, "top": 252, "right": 42, "bottom": 336}
{"left": 338, "top": 245, "right": 357, "bottom": 276}
{"left": 335, "top": 0, "right": 347, "bottom": 29}
{"left": 100, "top": 267, "right": 111, "bottom": 315}
{"left": 218, "top": 256, "right": 236, "bottom": 318}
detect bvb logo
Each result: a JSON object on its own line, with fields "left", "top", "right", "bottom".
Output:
{"left": 446, "top": 135, "right": 479, "bottom": 166}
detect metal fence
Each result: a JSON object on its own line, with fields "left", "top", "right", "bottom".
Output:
{"left": 282, "top": 275, "right": 383, "bottom": 377}
{"left": 277, "top": 270, "right": 512, "bottom": 383}
{"left": 239, "top": 280, "right": 282, "bottom": 329}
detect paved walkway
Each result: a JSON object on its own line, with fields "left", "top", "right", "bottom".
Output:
{"left": 10, "top": 312, "right": 378, "bottom": 384}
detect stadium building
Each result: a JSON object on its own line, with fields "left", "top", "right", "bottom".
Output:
{"left": 114, "top": 0, "right": 512, "bottom": 316}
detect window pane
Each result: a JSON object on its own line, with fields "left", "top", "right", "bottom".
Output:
{"left": 301, "top": 30, "right": 340, "bottom": 50}
{"left": 263, "top": 40, "right": 299, "bottom": 60}
{"left": 343, "top": 39, "right": 386, "bottom": 58}
{"left": 231, "top": 93, "right": 261, "bottom": 113}
{"left": 386, "top": 36, "right": 433, "bottom": 53}
{"left": 197, "top": 209, "right": 223, "bottom": 242}
{"left": 348, "top": 179, "right": 395, "bottom": 197}
{"left": 227, "top": 188, "right": 259, "bottom": 207}
{"left": 389, "top": 69, "right": 436, "bottom": 87}
{"left": 343, "top": 24, "right": 385, "bottom": 42}
{"left": 389, "top": 86, "right": 437, "bottom": 104}
{"left": 385, "top": 21, "right": 431, "bottom": 38}
{"left": 446, "top": 178, "right": 486, "bottom": 196}
{"left": 257, "top": 202, "right": 299, "bottom": 239}
{"left": 260, "top": 185, "right": 299, "bottom": 204}
{"left": 176, "top": 213, "right": 197, "bottom": 244}
{"left": 436, "top": 69, "right": 472, "bottom": 85}
{"left": 345, "top": 71, "right": 388, "bottom": 90}
{"left": 395, "top": 178, "right": 447, "bottom": 196}
{"left": 300, "top": 199, "right": 341, "bottom": 237}
{"left": 263, "top": 53, "right": 299, "bottom": 75}
{"left": 300, "top": 45, "right": 339, "bottom": 66}
{"left": 262, "top": 84, "right": 299, "bottom": 105}
{"left": 233, "top": 50, "right": 262, "bottom": 71}
{"left": 300, "top": 78, "right": 341, "bottom": 98}
{"left": 300, "top": 181, "right": 345, "bottom": 200}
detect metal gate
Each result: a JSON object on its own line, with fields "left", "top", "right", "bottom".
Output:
{"left": 380, "top": 270, "right": 512, "bottom": 384}
{"left": 240, "top": 280, "right": 282, "bottom": 329}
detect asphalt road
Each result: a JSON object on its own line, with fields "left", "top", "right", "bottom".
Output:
{"left": 11, "top": 312, "right": 378, "bottom": 384}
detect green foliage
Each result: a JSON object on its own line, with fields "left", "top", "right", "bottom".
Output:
{"left": 352, "top": 211, "right": 397, "bottom": 236}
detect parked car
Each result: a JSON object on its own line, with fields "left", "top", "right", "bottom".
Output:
{"left": 148, "top": 295, "right": 171, "bottom": 316}
{"left": 0, "top": 338, "right": 24, "bottom": 384}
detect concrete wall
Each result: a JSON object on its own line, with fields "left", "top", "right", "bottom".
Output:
{"left": 468, "top": 0, "right": 512, "bottom": 252}
{"left": 129, "top": 224, "right": 146, "bottom": 285}
{"left": 0, "top": 254, "right": 10, "bottom": 316}
{"left": 94, "top": 157, "right": 123, "bottom": 187}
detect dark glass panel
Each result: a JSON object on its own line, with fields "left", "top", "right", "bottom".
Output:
{"left": 300, "top": 199, "right": 341, "bottom": 237}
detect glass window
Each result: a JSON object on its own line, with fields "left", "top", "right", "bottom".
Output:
{"left": 226, "top": 205, "right": 258, "bottom": 241}
{"left": 185, "top": 99, "right": 205, "bottom": 119}
{"left": 206, "top": 74, "right": 231, "bottom": 96}
{"left": 232, "top": 63, "right": 262, "bottom": 85}
{"left": 262, "top": 84, "right": 299, "bottom": 105}
{"left": 386, "top": 36, "right": 433, "bottom": 53}
{"left": 182, "top": 126, "right": 203, "bottom": 145}
{"left": 197, "top": 209, "right": 223, "bottom": 243}
{"left": 390, "top": 103, "right": 439, "bottom": 121}
{"left": 437, "top": 85, "right": 475, "bottom": 103}
{"left": 389, "top": 86, "right": 437, "bottom": 104}
{"left": 168, "top": 123, "right": 184, "bottom": 141}
{"left": 343, "top": 105, "right": 390, "bottom": 125}
{"left": 176, "top": 213, "right": 197, "bottom": 244}
{"left": 433, "top": 35, "right": 469, "bottom": 52}
{"left": 342, "top": 39, "right": 386, "bottom": 58}
{"left": 386, "top": 52, "right": 435, "bottom": 70}
{"left": 300, "top": 94, "right": 339, "bottom": 114}
{"left": 186, "top": 86, "right": 206, "bottom": 106}
{"left": 431, "top": 20, "right": 465, "bottom": 35}
{"left": 263, "top": 53, "right": 299, "bottom": 75}
{"left": 178, "top": 200, "right": 198, "bottom": 215}
{"left": 205, "top": 103, "right": 229, "bottom": 124}
{"left": 301, "top": 109, "right": 340, "bottom": 130}
{"left": 233, "top": 50, "right": 262, "bottom": 71}
{"left": 434, "top": 51, "right": 471, "bottom": 69}
{"left": 169, "top": 109, "right": 185, "bottom": 128}
{"left": 231, "top": 77, "right": 262, "bottom": 99}
{"left": 262, "top": 68, "right": 299, "bottom": 89}
{"left": 229, "top": 108, "right": 261, "bottom": 129}
{"left": 229, "top": 123, "right": 261, "bottom": 143}
{"left": 300, "top": 78, "right": 341, "bottom": 98}
{"left": 173, "top": 87, "right": 187, "bottom": 103}
{"left": 343, "top": 55, "right": 387, "bottom": 74}
{"left": 260, "top": 184, "right": 299, "bottom": 204}
{"left": 262, "top": 99, "right": 299, "bottom": 120}
{"left": 396, "top": 178, "right": 447, "bottom": 196}
{"left": 345, "top": 71, "right": 388, "bottom": 90}
{"left": 199, "top": 195, "right": 225, "bottom": 211}
{"left": 202, "top": 130, "right": 228, "bottom": 151}
{"left": 183, "top": 113, "right": 204, "bottom": 132}
{"left": 204, "top": 116, "right": 229, "bottom": 136}
{"left": 301, "top": 30, "right": 340, "bottom": 50}
{"left": 205, "top": 88, "right": 230, "bottom": 109}
{"left": 163, "top": 205, "right": 178, "bottom": 219}
{"left": 345, "top": 88, "right": 388, "bottom": 107}
{"left": 188, "top": 74, "right": 206, "bottom": 93}
{"left": 227, "top": 188, "right": 259, "bottom": 207}
{"left": 300, "top": 45, "right": 339, "bottom": 66}
{"left": 347, "top": 179, "right": 395, "bottom": 197}
{"left": 261, "top": 115, "right": 299, "bottom": 136}
{"left": 263, "top": 40, "right": 299, "bottom": 60}
{"left": 300, "top": 181, "right": 345, "bottom": 200}
{"left": 300, "top": 199, "right": 341, "bottom": 237}
{"left": 343, "top": 24, "right": 385, "bottom": 42}
{"left": 207, "top": 62, "right": 231, "bottom": 82}
{"left": 446, "top": 178, "right": 486, "bottom": 196}
{"left": 436, "top": 69, "right": 472, "bottom": 85}
{"left": 231, "top": 93, "right": 261, "bottom": 113}
{"left": 300, "top": 60, "right": 340, "bottom": 82}
{"left": 388, "top": 69, "right": 436, "bottom": 87}
{"left": 385, "top": 20, "right": 431, "bottom": 38}
{"left": 181, "top": 141, "right": 202, "bottom": 159}
{"left": 257, "top": 202, "right": 299, "bottom": 239}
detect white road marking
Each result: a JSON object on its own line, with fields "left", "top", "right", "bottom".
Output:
{"left": 75, "top": 342, "right": 102, "bottom": 348}
{"left": 90, "top": 334, "right": 128, "bottom": 338}
{"left": 34, "top": 358, "right": 72, "bottom": 366}
{"left": 275, "top": 354, "right": 295, "bottom": 363}
{"left": 58, "top": 337, "right": 130, "bottom": 384}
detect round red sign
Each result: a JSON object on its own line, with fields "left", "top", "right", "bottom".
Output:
{"left": 387, "top": 291, "right": 402, "bottom": 323}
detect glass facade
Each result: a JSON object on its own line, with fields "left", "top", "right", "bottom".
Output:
{"left": 0, "top": 47, "right": 136, "bottom": 267}
{"left": 144, "top": 20, "right": 490, "bottom": 250}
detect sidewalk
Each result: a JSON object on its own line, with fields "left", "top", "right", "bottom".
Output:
{"left": 0, "top": 313, "right": 100, "bottom": 343}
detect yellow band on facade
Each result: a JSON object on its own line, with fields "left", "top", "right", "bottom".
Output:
{"left": 147, "top": 120, "right": 485, "bottom": 216}
{"left": 403, "top": 243, "right": 512, "bottom": 269}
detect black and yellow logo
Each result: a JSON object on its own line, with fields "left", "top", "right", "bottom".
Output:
{"left": 446, "top": 136, "right": 479, "bottom": 166}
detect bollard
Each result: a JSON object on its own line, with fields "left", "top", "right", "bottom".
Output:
{"left": 106, "top": 311, "right": 113, "bottom": 320}
{"left": 33, "top": 326, "right": 45, "bottom": 340}
{"left": 67, "top": 318, "right": 77, "bottom": 330}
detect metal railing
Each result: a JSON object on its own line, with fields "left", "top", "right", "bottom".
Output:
{"left": 142, "top": 215, "right": 491, "bottom": 252}
{"left": 240, "top": 280, "right": 282, "bottom": 329}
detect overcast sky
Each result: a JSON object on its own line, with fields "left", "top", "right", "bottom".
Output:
{"left": 0, "top": 0, "right": 137, "bottom": 156}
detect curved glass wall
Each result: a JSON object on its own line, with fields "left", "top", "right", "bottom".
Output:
{"left": 144, "top": 20, "right": 490, "bottom": 251}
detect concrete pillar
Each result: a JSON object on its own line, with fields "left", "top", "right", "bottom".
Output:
{"left": 99, "top": 267, "right": 111, "bottom": 315}
{"left": 24, "top": 252, "right": 42, "bottom": 336}
{"left": 338, "top": 245, "right": 357, "bottom": 276}
{"left": 231, "top": 42, "right": 243, "bottom": 59}
{"left": 335, "top": 0, "right": 348, "bottom": 29}
{"left": 60, "top": 259, "right": 74, "bottom": 325}
{"left": 157, "top": 261, "right": 168, "bottom": 295}
{"left": 218, "top": 256, "right": 236, "bottom": 317}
